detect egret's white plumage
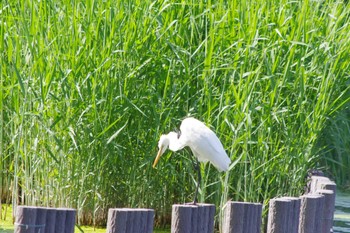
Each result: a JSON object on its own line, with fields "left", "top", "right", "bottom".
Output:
{"left": 153, "top": 117, "right": 231, "bottom": 171}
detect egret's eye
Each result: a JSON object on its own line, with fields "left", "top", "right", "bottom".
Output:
{"left": 177, "top": 130, "right": 181, "bottom": 139}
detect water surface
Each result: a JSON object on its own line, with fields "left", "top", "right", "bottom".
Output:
{"left": 334, "top": 192, "right": 350, "bottom": 233}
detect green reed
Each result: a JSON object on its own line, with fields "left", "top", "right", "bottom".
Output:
{"left": 1, "top": 0, "right": 350, "bottom": 229}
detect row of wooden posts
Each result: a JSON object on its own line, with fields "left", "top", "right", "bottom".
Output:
{"left": 14, "top": 175, "right": 336, "bottom": 233}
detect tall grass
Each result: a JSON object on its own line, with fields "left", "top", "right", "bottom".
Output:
{"left": 1, "top": 0, "right": 350, "bottom": 229}
{"left": 317, "top": 105, "right": 350, "bottom": 188}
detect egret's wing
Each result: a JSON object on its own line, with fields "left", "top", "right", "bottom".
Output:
{"left": 191, "top": 128, "right": 231, "bottom": 171}
{"left": 180, "top": 118, "right": 231, "bottom": 171}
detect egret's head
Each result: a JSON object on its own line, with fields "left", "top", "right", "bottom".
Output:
{"left": 152, "top": 134, "right": 171, "bottom": 168}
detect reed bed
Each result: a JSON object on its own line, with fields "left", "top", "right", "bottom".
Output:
{"left": 1, "top": 0, "right": 350, "bottom": 229}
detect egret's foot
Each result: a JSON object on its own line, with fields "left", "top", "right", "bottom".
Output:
{"left": 184, "top": 201, "right": 198, "bottom": 206}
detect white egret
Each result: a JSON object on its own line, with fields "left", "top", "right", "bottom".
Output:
{"left": 152, "top": 117, "right": 231, "bottom": 203}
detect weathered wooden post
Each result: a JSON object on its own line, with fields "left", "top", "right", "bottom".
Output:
{"left": 15, "top": 206, "right": 76, "bottom": 233}
{"left": 64, "top": 208, "right": 77, "bottom": 233}
{"left": 172, "top": 204, "right": 194, "bottom": 233}
{"left": 55, "top": 208, "right": 66, "bottom": 233}
{"left": 267, "top": 198, "right": 288, "bottom": 233}
{"left": 107, "top": 208, "right": 127, "bottom": 233}
{"left": 316, "top": 189, "right": 335, "bottom": 233}
{"left": 281, "top": 197, "right": 301, "bottom": 233}
{"left": 307, "top": 175, "right": 336, "bottom": 233}
{"left": 298, "top": 194, "right": 325, "bottom": 233}
{"left": 171, "top": 204, "right": 215, "bottom": 233}
{"left": 140, "top": 209, "right": 154, "bottom": 233}
{"left": 106, "top": 208, "right": 154, "bottom": 233}
{"left": 309, "top": 176, "right": 336, "bottom": 194}
{"left": 55, "top": 208, "right": 76, "bottom": 233}
{"left": 197, "top": 204, "right": 216, "bottom": 233}
{"left": 45, "top": 208, "right": 57, "bottom": 233}
{"left": 222, "top": 201, "right": 262, "bottom": 233}
{"left": 34, "top": 207, "right": 47, "bottom": 233}
{"left": 267, "top": 197, "right": 300, "bottom": 233}
{"left": 15, "top": 206, "right": 38, "bottom": 233}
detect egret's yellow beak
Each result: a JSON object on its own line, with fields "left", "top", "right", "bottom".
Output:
{"left": 152, "top": 146, "right": 163, "bottom": 168}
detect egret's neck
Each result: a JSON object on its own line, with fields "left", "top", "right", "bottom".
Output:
{"left": 167, "top": 132, "right": 185, "bottom": 152}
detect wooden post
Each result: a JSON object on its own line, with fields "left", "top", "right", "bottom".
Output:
{"left": 222, "top": 201, "right": 262, "bottom": 233}
{"left": 171, "top": 204, "right": 215, "bottom": 233}
{"left": 64, "top": 208, "right": 76, "bottom": 233}
{"left": 280, "top": 197, "right": 301, "bottom": 233}
{"left": 14, "top": 206, "right": 76, "bottom": 233}
{"left": 172, "top": 205, "right": 194, "bottom": 233}
{"left": 199, "top": 204, "right": 216, "bottom": 233}
{"left": 309, "top": 176, "right": 336, "bottom": 194}
{"left": 191, "top": 205, "right": 198, "bottom": 233}
{"left": 107, "top": 209, "right": 128, "bottom": 233}
{"left": 299, "top": 194, "right": 325, "bottom": 233}
{"left": 307, "top": 175, "right": 336, "bottom": 233}
{"left": 34, "top": 207, "right": 47, "bottom": 233}
{"left": 267, "top": 198, "right": 290, "bottom": 233}
{"left": 106, "top": 208, "right": 154, "bottom": 233}
{"left": 45, "top": 208, "right": 56, "bottom": 233}
{"left": 316, "top": 189, "right": 335, "bottom": 233}
{"left": 53, "top": 207, "right": 76, "bottom": 233}
{"left": 267, "top": 197, "right": 301, "bottom": 233}
{"left": 55, "top": 208, "right": 67, "bottom": 233}
{"left": 15, "top": 206, "right": 37, "bottom": 233}
{"left": 140, "top": 209, "right": 155, "bottom": 233}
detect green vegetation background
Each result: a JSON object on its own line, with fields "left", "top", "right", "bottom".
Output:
{"left": 1, "top": 0, "right": 350, "bottom": 229}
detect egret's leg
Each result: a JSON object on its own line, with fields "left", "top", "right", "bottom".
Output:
{"left": 193, "top": 158, "right": 201, "bottom": 204}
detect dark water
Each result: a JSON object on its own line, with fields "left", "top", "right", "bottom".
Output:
{"left": 334, "top": 192, "right": 350, "bottom": 233}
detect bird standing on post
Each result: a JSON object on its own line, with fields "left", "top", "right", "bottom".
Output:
{"left": 152, "top": 117, "right": 231, "bottom": 204}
